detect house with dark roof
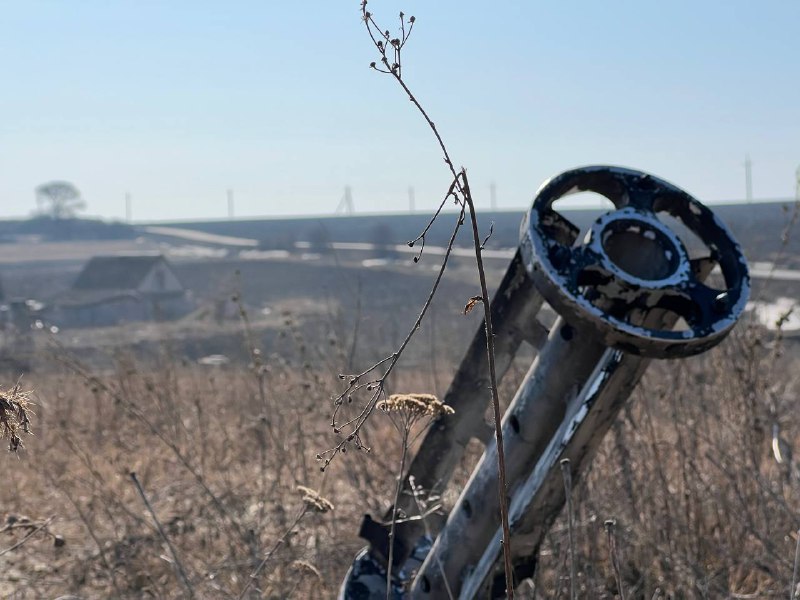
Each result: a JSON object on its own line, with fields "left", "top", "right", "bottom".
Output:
{"left": 52, "top": 254, "right": 193, "bottom": 327}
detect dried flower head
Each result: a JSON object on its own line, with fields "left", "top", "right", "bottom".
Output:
{"left": 0, "top": 382, "right": 34, "bottom": 453}
{"left": 296, "top": 485, "right": 334, "bottom": 513}
{"left": 377, "top": 393, "right": 454, "bottom": 418}
{"left": 291, "top": 559, "right": 322, "bottom": 580}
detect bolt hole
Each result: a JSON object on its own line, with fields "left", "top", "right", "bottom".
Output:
{"left": 420, "top": 575, "right": 431, "bottom": 593}
{"left": 509, "top": 414, "right": 521, "bottom": 435}
{"left": 560, "top": 324, "right": 574, "bottom": 341}
{"left": 462, "top": 499, "right": 473, "bottom": 519}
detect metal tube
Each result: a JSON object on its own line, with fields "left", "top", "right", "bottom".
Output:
{"left": 354, "top": 252, "right": 548, "bottom": 569}
{"left": 456, "top": 260, "right": 716, "bottom": 597}
{"left": 459, "top": 348, "right": 648, "bottom": 597}
{"left": 411, "top": 318, "right": 607, "bottom": 597}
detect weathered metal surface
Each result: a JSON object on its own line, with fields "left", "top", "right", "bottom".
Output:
{"left": 340, "top": 251, "right": 548, "bottom": 598}
{"left": 457, "top": 276, "right": 713, "bottom": 597}
{"left": 340, "top": 165, "right": 750, "bottom": 600}
{"left": 521, "top": 165, "right": 750, "bottom": 357}
{"left": 410, "top": 319, "right": 606, "bottom": 597}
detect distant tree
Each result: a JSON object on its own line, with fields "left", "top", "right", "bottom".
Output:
{"left": 35, "top": 181, "right": 86, "bottom": 219}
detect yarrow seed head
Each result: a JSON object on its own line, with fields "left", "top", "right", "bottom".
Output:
{"left": 297, "top": 485, "right": 334, "bottom": 513}
{"left": 377, "top": 393, "right": 455, "bottom": 418}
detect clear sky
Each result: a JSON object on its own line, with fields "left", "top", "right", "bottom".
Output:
{"left": 1, "top": 1, "right": 798, "bottom": 221}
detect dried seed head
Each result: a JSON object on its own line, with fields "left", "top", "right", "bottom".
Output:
{"left": 291, "top": 559, "right": 322, "bottom": 579}
{"left": 0, "top": 383, "right": 34, "bottom": 453}
{"left": 377, "top": 393, "right": 455, "bottom": 418}
{"left": 297, "top": 485, "right": 334, "bottom": 513}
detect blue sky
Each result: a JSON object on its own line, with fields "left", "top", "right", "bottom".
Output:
{"left": 0, "top": 1, "right": 797, "bottom": 221}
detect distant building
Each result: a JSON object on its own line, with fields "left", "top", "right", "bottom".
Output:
{"left": 52, "top": 254, "right": 193, "bottom": 327}
{"left": 0, "top": 276, "right": 38, "bottom": 373}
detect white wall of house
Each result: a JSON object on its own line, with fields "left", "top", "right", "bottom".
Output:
{"left": 138, "top": 262, "right": 184, "bottom": 294}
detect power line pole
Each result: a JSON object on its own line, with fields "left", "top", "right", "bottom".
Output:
{"left": 335, "top": 186, "right": 354, "bottom": 215}
{"left": 795, "top": 165, "right": 800, "bottom": 201}
{"left": 490, "top": 182, "right": 497, "bottom": 211}
{"left": 744, "top": 154, "right": 753, "bottom": 202}
{"left": 125, "top": 192, "right": 132, "bottom": 222}
{"left": 408, "top": 186, "right": 415, "bottom": 213}
{"left": 227, "top": 189, "right": 234, "bottom": 219}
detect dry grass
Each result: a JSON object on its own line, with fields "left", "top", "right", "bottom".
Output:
{"left": 535, "top": 324, "right": 800, "bottom": 599}
{"left": 0, "top": 317, "right": 797, "bottom": 598}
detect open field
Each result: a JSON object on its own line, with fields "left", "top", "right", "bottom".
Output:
{"left": 0, "top": 202, "right": 799, "bottom": 598}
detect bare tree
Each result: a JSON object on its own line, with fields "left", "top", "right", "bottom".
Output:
{"left": 35, "top": 181, "right": 86, "bottom": 219}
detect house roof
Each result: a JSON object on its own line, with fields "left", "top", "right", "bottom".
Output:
{"left": 72, "top": 254, "right": 168, "bottom": 291}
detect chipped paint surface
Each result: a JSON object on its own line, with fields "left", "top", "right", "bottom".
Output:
{"left": 343, "top": 166, "right": 751, "bottom": 600}
{"left": 522, "top": 165, "right": 750, "bottom": 357}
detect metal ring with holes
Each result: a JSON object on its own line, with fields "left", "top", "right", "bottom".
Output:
{"left": 520, "top": 165, "right": 749, "bottom": 358}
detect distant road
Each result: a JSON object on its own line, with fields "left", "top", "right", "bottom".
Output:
{"left": 145, "top": 226, "right": 800, "bottom": 282}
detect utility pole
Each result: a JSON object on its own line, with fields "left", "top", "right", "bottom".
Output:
{"left": 335, "top": 186, "right": 354, "bottom": 215}
{"left": 744, "top": 155, "right": 753, "bottom": 202}
{"left": 795, "top": 165, "right": 800, "bottom": 201}
{"left": 408, "top": 186, "right": 415, "bottom": 213}
{"left": 490, "top": 182, "right": 497, "bottom": 211}
{"left": 125, "top": 192, "right": 132, "bottom": 222}
{"left": 227, "top": 189, "right": 234, "bottom": 219}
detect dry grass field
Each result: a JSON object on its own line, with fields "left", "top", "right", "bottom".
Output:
{"left": 0, "top": 211, "right": 799, "bottom": 598}
{"left": 0, "top": 307, "right": 798, "bottom": 598}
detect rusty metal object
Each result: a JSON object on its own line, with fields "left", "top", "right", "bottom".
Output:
{"left": 339, "top": 166, "right": 749, "bottom": 599}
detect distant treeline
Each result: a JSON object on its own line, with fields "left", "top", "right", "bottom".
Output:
{"left": 0, "top": 216, "right": 136, "bottom": 242}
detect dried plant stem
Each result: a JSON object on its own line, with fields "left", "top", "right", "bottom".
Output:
{"left": 792, "top": 528, "right": 800, "bottom": 600}
{"left": 0, "top": 516, "right": 54, "bottom": 558}
{"left": 50, "top": 472, "right": 123, "bottom": 596}
{"left": 238, "top": 506, "right": 308, "bottom": 600}
{"left": 386, "top": 428, "right": 410, "bottom": 598}
{"left": 360, "top": 6, "right": 515, "bottom": 595}
{"left": 58, "top": 352, "right": 247, "bottom": 545}
{"left": 561, "top": 458, "right": 577, "bottom": 600}
{"left": 129, "top": 472, "right": 195, "bottom": 599}
{"left": 605, "top": 519, "right": 626, "bottom": 600}
{"left": 463, "top": 173, "right": 515, "bottom": 598}
{"left": 409, "top": 479, "right": 455, "bottom": 600}
{"left": 322, "top": 198, "right": 465, "bottom": 462}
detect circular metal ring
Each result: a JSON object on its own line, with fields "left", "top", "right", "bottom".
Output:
{"left": 520, "top": 165, "right": 750, "bottom": 358}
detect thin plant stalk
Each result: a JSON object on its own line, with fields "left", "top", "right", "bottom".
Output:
{"left": 130, "top": 472, "right": 195, "bottom": 600}
{"left": 463, "top": 173, "right": 515, "bottom": 598}
{"left": 386, "top": 428, "right": 410, "bottom": 598}
{"left": 792, "top": 528, "right": 800, "bottom": 600}
{"left": 605, "top": 519, "right": 626, "bottom": 600}
{"left": 0, "top": 516, "right": 54, "bottom": 558}
{"left": 359, "top": 6, "right": 515, "bottom": 595}
{"left": 408, "top": 477, "right": 455, "bottom": 600}
{"left": 238, "top": 507, "right": 308, "bottom": 600}
{"left": 561, "top": 458, "right": 577, "bottom": 600}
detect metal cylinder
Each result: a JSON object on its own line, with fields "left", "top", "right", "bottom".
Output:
{"left": 411, "top": 318, "right": 606, "bottom": 597}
